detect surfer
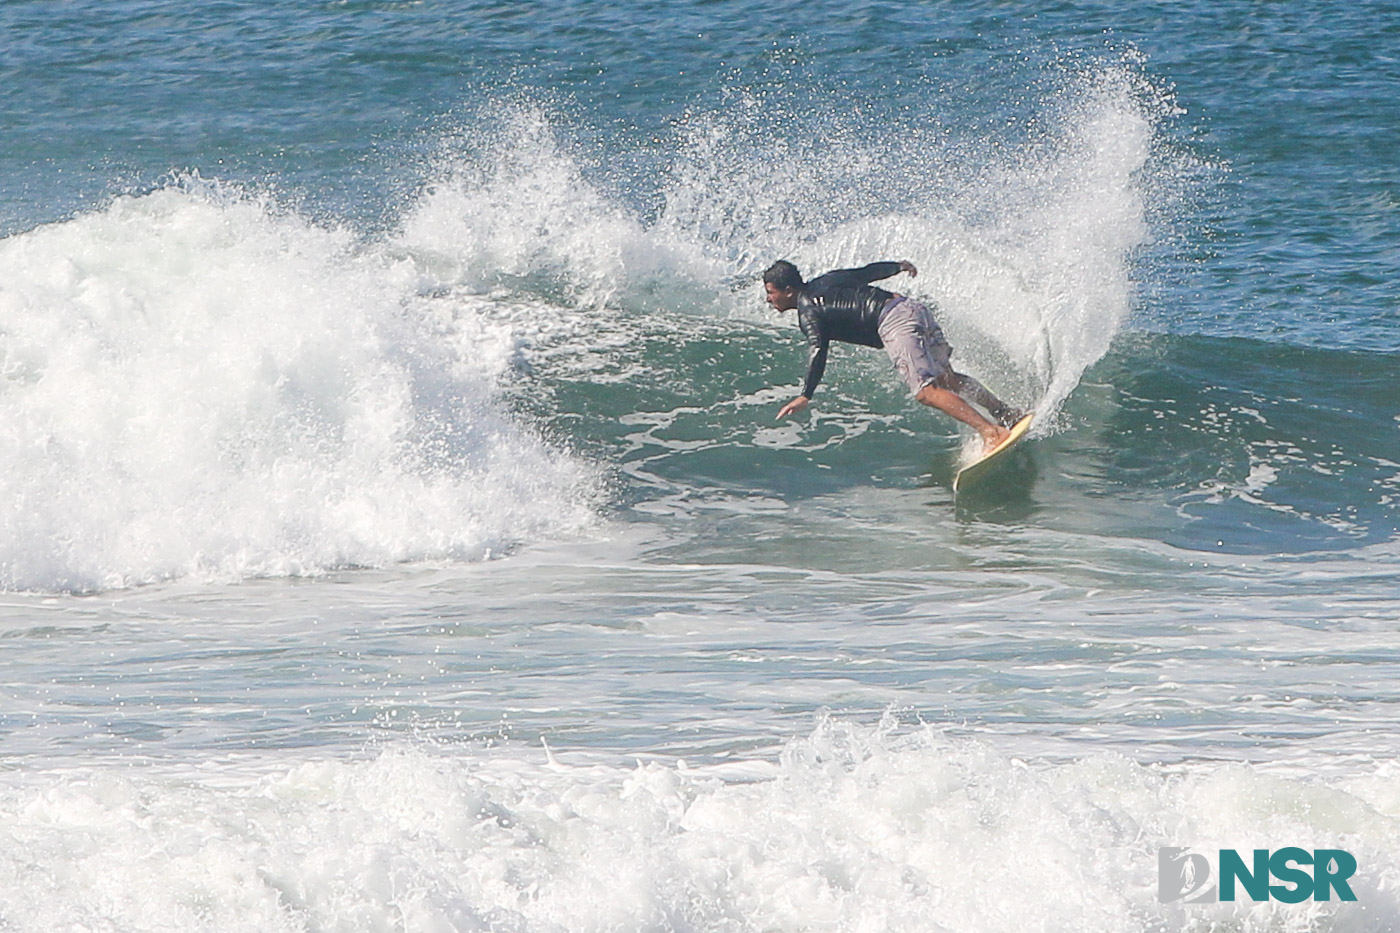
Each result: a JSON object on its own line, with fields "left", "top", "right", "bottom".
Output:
{"left": 763, "top": 259, "right": 1024, "bottom": 453}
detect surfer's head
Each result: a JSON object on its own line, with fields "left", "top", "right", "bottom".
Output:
{"left": 763, "top": 260, "right": 803, "bottom": 311}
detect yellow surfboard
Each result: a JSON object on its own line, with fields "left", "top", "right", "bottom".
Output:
{"left": 952, "top": 413, "right": 1035, "bottom": 493}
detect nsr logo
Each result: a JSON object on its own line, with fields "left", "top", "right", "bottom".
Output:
{"left": 1159, "top": 848, "right": 1358, "bottom": 904}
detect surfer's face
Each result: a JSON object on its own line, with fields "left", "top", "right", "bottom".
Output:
{"left": 764, "top": 283, "right": 799, "bottom": 311}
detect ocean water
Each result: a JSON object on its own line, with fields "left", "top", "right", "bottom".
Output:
{"left": 1, "top": 1, "right": 1397, "bottom": 930}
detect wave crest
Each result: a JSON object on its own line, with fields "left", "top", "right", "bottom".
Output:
{"left": 0, "top": 178, "right": 598, "bottom": 592}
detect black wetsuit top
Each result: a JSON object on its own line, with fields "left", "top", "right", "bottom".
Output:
{"left": 795, "top": 262, "right": 903, "bottom": 398}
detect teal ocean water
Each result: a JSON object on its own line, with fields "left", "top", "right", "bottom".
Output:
{"left": 1, "top": 2, "right": 1397, "bottom": 930}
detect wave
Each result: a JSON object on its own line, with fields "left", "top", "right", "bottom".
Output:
{"left": 0, "top": 55, "right": 1192, "bottom": 590}
{"left": 505, "top": 307, "right": 1398, "bottom": 555}
{"left": 0, "top": 718, "right": 1394, "bottom": 932}
{"left": 1077, "top": 333, "right": 1400, "bottom": 551}
{"left": 0, "top": 178, "right": 598, "bottom": 593}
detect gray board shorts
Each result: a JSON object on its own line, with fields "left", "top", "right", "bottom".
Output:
{"left": 878, "top": 297, "right": 952, "bottom": 395}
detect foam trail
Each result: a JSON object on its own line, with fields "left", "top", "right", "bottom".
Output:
{"left": 0, "top": 178, "right": 597, "bottom": 593}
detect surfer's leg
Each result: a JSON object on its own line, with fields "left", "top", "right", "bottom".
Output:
{"left": 880, "top": 299, "right": 1009, "bottom": 453}
{"left": 945, "top": 371, "right": 1025, "bottom": 428}
{"left": 916, "top": 384, "right": 1008, "bottom": 451}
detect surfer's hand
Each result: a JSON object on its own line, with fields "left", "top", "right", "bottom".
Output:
{"left": 898, "top": 260, "right": 918, "bottom": 277}
{"left": 777, "top": 396, "right": 810, "bottom": 419}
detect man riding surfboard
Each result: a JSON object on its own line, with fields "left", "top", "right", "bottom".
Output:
{"left": 763, "top": 259, "right": 1024, "bottom": 454}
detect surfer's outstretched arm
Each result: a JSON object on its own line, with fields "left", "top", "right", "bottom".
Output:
{"left": 818, "top": 260, "right": 918, "bottom": 289}
{"left": 776, "top": 334, "right": 828, "bottom": 419}
{"left": 777, "top": 395, "right": 809, "bottom": 419}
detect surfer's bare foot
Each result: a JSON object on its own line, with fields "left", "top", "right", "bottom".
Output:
{"left": 981, "top": 425, "right": 1010, "bottom": 454}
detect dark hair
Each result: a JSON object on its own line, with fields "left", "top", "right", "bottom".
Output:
{"left": 763, "top": 260, "right": 804, "bottom": 291}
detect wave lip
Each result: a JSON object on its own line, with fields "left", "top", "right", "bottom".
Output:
{"left": 0, "top": 179, "right": 598, "bottom": 593}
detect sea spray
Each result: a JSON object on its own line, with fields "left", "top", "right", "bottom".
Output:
{"left": 654, "top": 60, "right": 1169, "bottom": 426}
{"left": 0, "top": 178, "right": 598, "bottom": 593}
{"left": 395, "top": 103, "right": 727, "bottom": 316}
{"left": 408, "top": 61, "right": 1178, "bottom": 431}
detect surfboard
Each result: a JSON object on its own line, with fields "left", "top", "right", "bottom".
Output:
{"left": 952, "top": 413, "right": 1035, "bottom": 494}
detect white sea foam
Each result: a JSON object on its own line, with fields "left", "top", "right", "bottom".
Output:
{"left": 0, "top": 718, "right": 1393, "bottom": 933}
{"left": 0, "top": 178, "right": 598, "bottom": 593}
